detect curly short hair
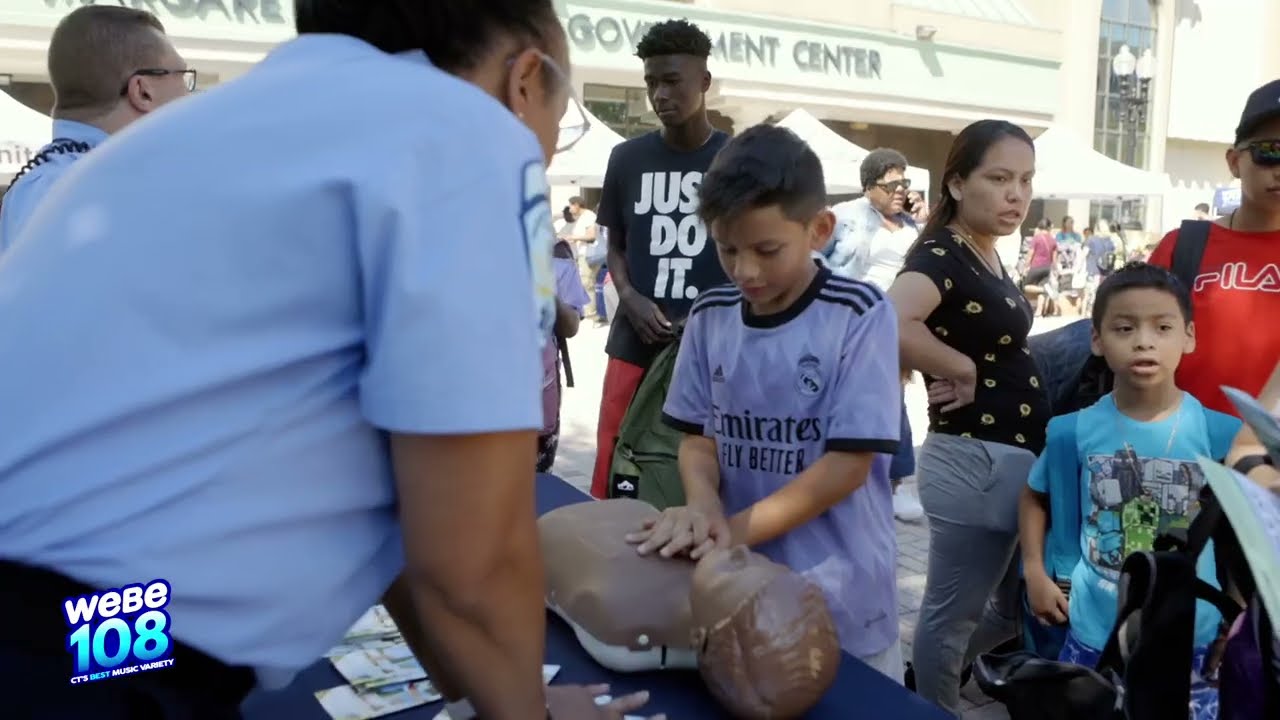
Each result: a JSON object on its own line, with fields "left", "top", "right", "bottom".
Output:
{"left": 859, "top": 148, "right": 908, "bottom": 191}
{"left": 636, "top": 19, "right": 713, "bottom": 60}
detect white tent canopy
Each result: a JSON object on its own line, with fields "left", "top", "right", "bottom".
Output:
{"left": 545, "top": 105, "right": 625, "bottom": 187}
{"left": 1032, "top": 125, "right": 1170, "bottom": 199}
{"left": 0, "top": 90, "right": 53, "bottom": 178}
{"left": 774, "top": 109, "right": 931, "bottom": 195}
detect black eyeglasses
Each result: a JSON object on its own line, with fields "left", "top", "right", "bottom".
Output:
{"left": 120, "top": 68, "right": 197, "bottom": 96}
{"left": 875, "top": 179, "right": 912, "bottom": 193}
{"left": 1237, "top": 139, "right": 1280, "bottom": 167}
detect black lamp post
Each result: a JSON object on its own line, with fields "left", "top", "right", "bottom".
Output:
{"left": 1110, "top": 44, "right": 1155, "bottom": 168}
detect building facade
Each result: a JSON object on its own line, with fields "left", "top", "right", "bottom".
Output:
{"left": 0, "top": 0, "right": 1276, "bottom": 236}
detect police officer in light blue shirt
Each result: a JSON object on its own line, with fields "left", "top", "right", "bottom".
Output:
{"left": 0, "top": 5, "right": 192, "bottom": 252}
{"left": 0, "top": 1, "right": 652, "bottom": 718}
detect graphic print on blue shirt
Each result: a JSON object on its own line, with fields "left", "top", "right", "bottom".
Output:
{"left": 597, "top": 131, "right": 730, "bottom": 367}
{"left": 661, "top": 269, "right": 903, "bottom": 658}
{"left": 1032, "top": 393, "right": 1241, "bottom": 650}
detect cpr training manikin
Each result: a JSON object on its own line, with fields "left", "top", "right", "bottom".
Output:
{"left": 538, "top": 498, "right": 841, "bottom": 719}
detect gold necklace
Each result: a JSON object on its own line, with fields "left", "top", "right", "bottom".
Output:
{"left": 1117, "top": 396, "right": 1184, "bottom": 461}
{"left": 950, "top": 225, "right": 1003, "bottom": 278}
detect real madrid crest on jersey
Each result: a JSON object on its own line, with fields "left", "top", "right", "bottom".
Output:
{"left": 796, "top": 353, "right": 823, "bottom": 396}
{"left": 520, "top": 160, "right": 556, "bottom": 342}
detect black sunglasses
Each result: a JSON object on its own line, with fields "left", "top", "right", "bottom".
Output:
{"left": 1237, "top": 139, "right": 1280, "bottom": 167}
{"left": 875, "top": 179, "right": 912, "bottom": 193}
{"left": 120, "top": 68, "right": 197, "bottom": 96}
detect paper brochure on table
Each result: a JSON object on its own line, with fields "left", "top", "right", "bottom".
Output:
{"left": 318, "top": 665, "right": 563, "bottom": 720}
{"left": 331, "top": 643, "right": 427, "bottom": 690}
{"left": 316, "top": 604, "right": 567, "bottom": 720}
{"left": 341, "top": 604, "right": 401, "bottom": 643}
{"left": 317, "top": 678, "right": 443, "bottom": 720}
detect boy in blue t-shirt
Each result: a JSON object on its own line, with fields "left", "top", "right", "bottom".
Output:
{"left": 623, "top": 125, "right": 904, "bottom": 681}
{"left": 1019, "top": 262, "right": 1241, "bottom": 720}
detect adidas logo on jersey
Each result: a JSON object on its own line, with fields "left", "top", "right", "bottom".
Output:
{"left": 712, "top": 365, "right": 725, "bottom": 383}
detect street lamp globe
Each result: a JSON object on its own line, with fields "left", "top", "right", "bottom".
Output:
{"left": 1135, "top": 48, "right": 1156, "bottom": 80}
{"left": 1111, "top": 44, "right": 1137, "bottom": 77}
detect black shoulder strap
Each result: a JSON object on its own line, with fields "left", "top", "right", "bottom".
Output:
{"left": 1172, "top": 220, "right": 1212, "bottom": 291}
{"left": 557, "top": 334, "right": 574, "bottom": 388}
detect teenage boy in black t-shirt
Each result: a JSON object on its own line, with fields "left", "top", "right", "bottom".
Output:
{"left": 589, "top": 19, "right": 729, "bottom": 498}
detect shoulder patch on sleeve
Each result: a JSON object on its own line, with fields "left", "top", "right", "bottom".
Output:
{"left": 521, "top": 160, "right": 556, "bottom": 341}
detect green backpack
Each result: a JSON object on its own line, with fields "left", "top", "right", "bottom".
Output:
{"left": 608, "top": 338, "right": 686, "bottom": 510}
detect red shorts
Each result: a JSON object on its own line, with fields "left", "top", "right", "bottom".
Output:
{"left": 590, "top": 357, "right": 646, "bottom": 498}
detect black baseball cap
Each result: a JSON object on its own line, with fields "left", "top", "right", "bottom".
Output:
{"left": 1236, "top": 78, "right": 1280, "bottom": 144}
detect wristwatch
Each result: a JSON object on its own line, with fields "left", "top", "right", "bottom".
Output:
{"left": 1231, "top": 453, "right": 1274, "bottom": 476}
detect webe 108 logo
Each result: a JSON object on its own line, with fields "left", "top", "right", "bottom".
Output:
{"left": 64, "top": 579, "right": 175, "bottom": 684}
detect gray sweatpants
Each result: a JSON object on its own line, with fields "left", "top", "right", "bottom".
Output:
{"left": 911, "top": 432, "right": 1036, "bottom": 715}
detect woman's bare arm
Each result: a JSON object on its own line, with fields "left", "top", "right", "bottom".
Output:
{"left": 888, "top": 272, "right": 977, "bottom": 381}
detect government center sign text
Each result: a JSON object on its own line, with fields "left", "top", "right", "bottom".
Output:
{"left": 564, "top": 13, "right": 883, "bottom": 80}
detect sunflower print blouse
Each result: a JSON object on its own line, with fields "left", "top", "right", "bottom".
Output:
{"left": 898, "top": 228, "right": 1050, "bottom": 453}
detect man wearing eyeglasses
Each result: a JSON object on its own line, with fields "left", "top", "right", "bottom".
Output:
{"left": 0, "top": 5, "right": 191, "bottom": 252}
{"left": 1148, "top": 78, "right": 1280, "bottom": 418}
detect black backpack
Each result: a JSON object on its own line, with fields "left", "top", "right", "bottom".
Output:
{"left": 976, "top": 486, "right": 1246, "bottom": 719}
{"left": 1031, "top": 220, "right": 1212, "bottom": 417}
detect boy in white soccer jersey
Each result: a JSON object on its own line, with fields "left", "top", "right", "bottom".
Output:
{"left": 626, "top": 124, "right": 905, "bottom": 680}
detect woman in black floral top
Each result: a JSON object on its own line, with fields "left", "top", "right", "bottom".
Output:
{"left": 887, "top": 120, "right": 1050, "bottom": 714}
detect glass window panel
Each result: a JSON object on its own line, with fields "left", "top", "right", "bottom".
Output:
{"left": 1128, "top": 0, "right": 1153, "bottom": 26}
{"left": 1098, "top": 58, "right": 1112, "bottom": 93}
{"left": 1107, "top": 102, "right": 1124, "bottom": 131}
{"left": 1104, "top": 132, "right": 1120, "bottom": 160}
{"left": 584, "top": 83, "right": 627, "bottom": 102}
{"left": 584, "top": 100, "right": 627, "bottom": 132}
{"left": 1094, "top": 130, "right": 1107, "bottom": 154}
{"left": 1102, "top": 0, "right": 1126, "bottom": 22}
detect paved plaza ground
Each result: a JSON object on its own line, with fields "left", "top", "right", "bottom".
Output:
{"left": 550, "top": 315, "right": 1077, "bottom": 719}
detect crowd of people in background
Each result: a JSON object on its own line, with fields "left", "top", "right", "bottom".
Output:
{"left": 1, "top": 2, "right": 1278, "bottom": 719}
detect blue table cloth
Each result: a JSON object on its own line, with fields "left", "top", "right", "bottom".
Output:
{"left": 243, "top": 473, "right": 950, "bottom": 719}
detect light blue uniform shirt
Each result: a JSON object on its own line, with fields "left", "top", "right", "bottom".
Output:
{"left": 0, "top": 119, "right": 108, "bottom": 252}
{"left": 0, "top": 34, "right": 555, "bottom": 685}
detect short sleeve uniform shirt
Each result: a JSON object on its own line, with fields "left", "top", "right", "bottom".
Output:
{"left": 0, "top": 35, "right": 553, "bottom": 684}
